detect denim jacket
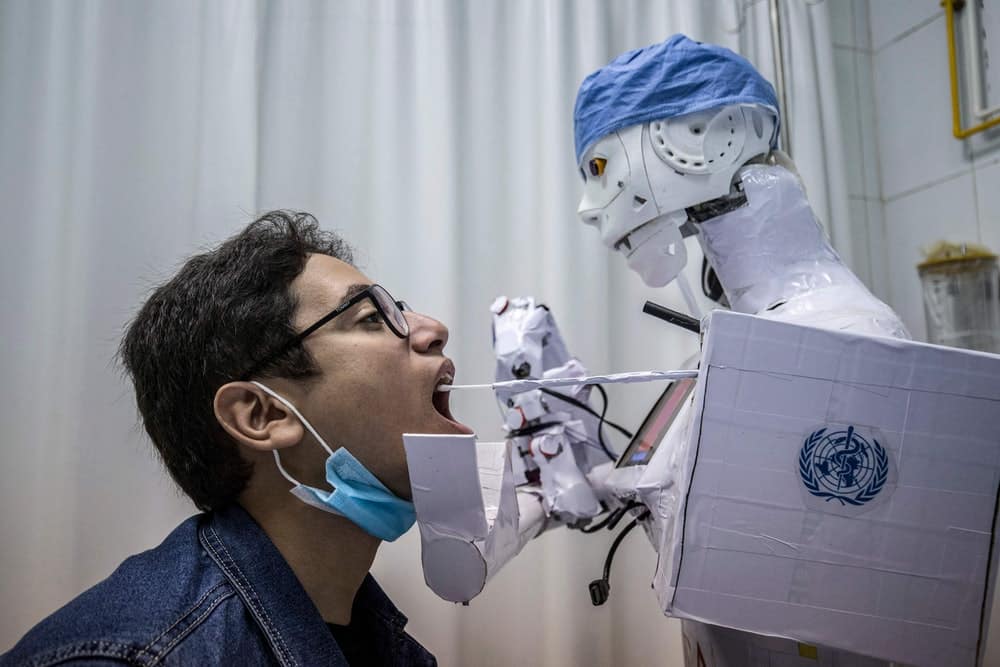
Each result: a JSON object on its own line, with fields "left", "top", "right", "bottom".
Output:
{"left": 2, "top": 504, "right": 436, "bottom": 666}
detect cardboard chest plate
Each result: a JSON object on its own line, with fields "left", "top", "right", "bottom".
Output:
{"left": 665, "top": 311, "right": 1000, "bottom": 667}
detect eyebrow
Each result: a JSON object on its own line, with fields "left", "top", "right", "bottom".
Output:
{"left": 336, "top": 283, "right": 374, "bottom": 309}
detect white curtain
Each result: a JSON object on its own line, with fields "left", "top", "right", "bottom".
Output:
{"left": 0, "top": 2, "right": 842, "bottom": 664}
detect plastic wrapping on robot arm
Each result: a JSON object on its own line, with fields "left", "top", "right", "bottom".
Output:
{"left": 490, "top": 296, "right": 612, "bottom": 521}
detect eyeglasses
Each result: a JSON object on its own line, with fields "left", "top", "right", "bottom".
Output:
{"left": 244, "top": 284, "right": 409, "bottom": 379}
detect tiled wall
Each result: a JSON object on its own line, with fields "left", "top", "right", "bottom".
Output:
{"left": 831, "top": 0, "right": 883, "bottom": 293}
{"left": 832, "top": 0, "right": 1000, "bottom": 342}
{"left": 831, "top": 3, "right": 1000, "bottom": 664}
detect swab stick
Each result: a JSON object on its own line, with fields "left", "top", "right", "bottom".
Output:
{"left": 438, "top": 370, "right": 698, "bottom": 393}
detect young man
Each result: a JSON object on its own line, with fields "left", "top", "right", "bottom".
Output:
{"left": 3, "top": 211, "right": 471, "bottom": 666}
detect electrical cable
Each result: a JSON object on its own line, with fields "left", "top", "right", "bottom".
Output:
{"left": 578, "top": 501, "right": 644, "bottom": 534}
{"left": 589, "top": 509, "right": 651, "bottom": 606}
{"left": 507, "top": 421, "right": 563, "bottom": 438}
{"left": 700, "top": 256, "right": 728, "bottom": 306}
{"left": 579, "top": 509, "right": 620, "bottom": 534}
{"left": 592, "top": 384, "right": 616, "bottom": 460}
{"left": 507, "top": 373, "right": 634, "bottom": 466}
{"left": 537, "top": 387, "right": 633, "bottom": 439}
{"left": 603, "top": 513, "right": 648, "bottom": 582}
{"left": 536, "top": 383, "right": 626, "bottom": 461}
{"left": 604, "top": 500, "right": 639, "bottom": 530}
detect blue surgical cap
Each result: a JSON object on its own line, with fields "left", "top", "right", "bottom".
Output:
{"left": 573, "top": 34, "right": 779, "bottom": 164}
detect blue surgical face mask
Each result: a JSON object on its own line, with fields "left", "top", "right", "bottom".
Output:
{"left": 251, "top": 381, "right": 416, "bottom": 542}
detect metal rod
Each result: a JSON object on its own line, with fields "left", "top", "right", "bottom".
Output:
{"left": 769, "top": 0, "right": 792, "bottom": 155}
{"left": 675, "top": 273, "right": 703, "bottom": 319}
{"left": 642, "top": 300, "right": 701, "bottom": 334}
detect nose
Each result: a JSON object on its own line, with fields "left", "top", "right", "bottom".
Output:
{"left": 577, "top": 192, "right": 604, "bottom": 227}
{"left": 577, "top": 203, "right": 602, "bottom": 228}
{"left": 405, "top": 311, "right": 449, "bottom": 353}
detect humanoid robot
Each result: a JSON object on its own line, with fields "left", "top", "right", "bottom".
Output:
{"left": 408, "top": 34, "right": 911, "bottom": 665}
{"left": 486, "top": 29, "right": 909, "bottom": 559}
{"left": 566, "top": 33, "right": 907, "bottom": 666}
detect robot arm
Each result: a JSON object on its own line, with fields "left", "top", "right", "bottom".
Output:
{"left": 491, "top": 296, "right": 616, "bottom": 521}
{"left": 404, "top": 297, "right": 642, "bottom": 604}
{"left": 492, "top": 297, "right": 692, "bottom": 578}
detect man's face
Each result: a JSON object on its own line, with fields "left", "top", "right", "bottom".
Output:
{"left": 275, "top": 253, "right": 471, "bottom": 500}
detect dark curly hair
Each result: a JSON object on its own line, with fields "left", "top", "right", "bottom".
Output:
{"left": 119, "top": 211, "right": 354, "bottom": 511}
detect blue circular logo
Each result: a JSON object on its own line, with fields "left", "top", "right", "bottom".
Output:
{"left": 799, "top": 426, "right": 888, "bottom": 506}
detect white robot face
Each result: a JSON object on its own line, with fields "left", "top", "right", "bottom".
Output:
{"left": 577, "top": 104, "right": 776, "bottom": 288}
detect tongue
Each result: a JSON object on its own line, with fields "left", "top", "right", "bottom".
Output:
{"left": 432, "top": 389, "right": 451, "bottom": 419}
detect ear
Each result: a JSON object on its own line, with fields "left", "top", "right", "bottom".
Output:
{"left": 214, "top": 381, "right": 304, "bottom": 453}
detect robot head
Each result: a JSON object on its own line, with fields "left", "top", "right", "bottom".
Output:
{"left": 573, "top": 34, "right": 780, "bottom": 287}
{"left": 577, "top": 104, "right": 777, "bottom": 287}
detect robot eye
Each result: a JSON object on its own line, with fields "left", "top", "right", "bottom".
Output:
{"left": 588, "top": 157, "right": 607, "bottom": 177}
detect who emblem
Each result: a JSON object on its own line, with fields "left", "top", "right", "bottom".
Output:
{"left": 798, "top": 425, "right": 888, "bottom": 506}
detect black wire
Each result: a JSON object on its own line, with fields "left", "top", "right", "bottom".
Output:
{"left": 579, "top": 509, "right": 619, "bottom": 534}
{"left": 537, "top": 387, "right": 633, "bottom": 439}
{"left": 536, "top": 385, "right": 619, "bottom": 460}
{"left": 604, "top": 501, "right": 639, "bottom": 530}
{"left": 602, "top": 510, "right": 651, "bottom": 584}
{"left": 593, "top": 384, "right": 616, "bottom": 460}
{"left": 507, "top": 421, "right": 563, "bottom": 438}
{"left": 578, "top": 501, "right": 644, "bottom": 534}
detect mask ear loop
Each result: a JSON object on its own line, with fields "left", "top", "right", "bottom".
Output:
{"left": 250, "top": 381, "right": 336, "bottom": 488}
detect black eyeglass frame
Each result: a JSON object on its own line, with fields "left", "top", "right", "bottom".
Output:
{"left": 244, "top": 283, "right": 409, "bottom": 379}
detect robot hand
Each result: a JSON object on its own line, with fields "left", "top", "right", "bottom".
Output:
{"left": 491, "top": 296, "right": 612, "bottom": 521}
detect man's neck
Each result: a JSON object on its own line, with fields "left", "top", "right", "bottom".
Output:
{"left": 241, "top": 499, "right": 380, "bottom": 625}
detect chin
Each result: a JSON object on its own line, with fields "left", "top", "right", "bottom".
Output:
{"left": 636, "top": 267, "right": 672, "bottom": 288}
{"left": 430, "top": 414, "right": 475, "bottom": 435}
{"left": 624, "top": 249, "right": 679, "bottom": 287}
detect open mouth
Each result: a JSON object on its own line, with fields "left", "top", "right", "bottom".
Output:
{"left": 432, "top": 362, "right": 474, "bottom": 434}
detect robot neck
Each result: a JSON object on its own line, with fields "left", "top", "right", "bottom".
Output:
{"left": 694, "top": 164, "right": 853, "bottom": 315}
